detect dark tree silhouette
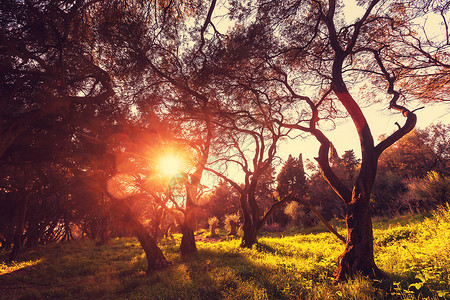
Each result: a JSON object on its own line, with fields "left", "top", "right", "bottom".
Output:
{"left": 0, "top": 0, "right": 117, "bottom": 260}
{"left": 205, "top": 107, "right": 295, "bottom": 248}
{"left": 92, "top": 0, "right": 221, "bottom": 256}
{"left": 206, "top": 180, "right": 241, "bottom": 220}
{"left": 0, "top": 0, "right": 114, "bottom": 159}
{"left": 277, "top": 154, "right": 307, "bottom": 200}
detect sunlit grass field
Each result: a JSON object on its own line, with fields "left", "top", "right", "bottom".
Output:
{"left": 1, "top": 205, "right": 449, "bottom": 299}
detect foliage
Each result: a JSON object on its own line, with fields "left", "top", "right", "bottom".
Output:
{"left": 372, "top": 124, "right": 450, "bottom": 215}
{"left": 1, "top": 0, "right": 449, "bottom": 282}
{"left": 375, "top": 204, "right": 450, "bottom": 298}
{"left": 208, "top": 216, "right": 219, "bottom": 228}
{"left": 285, "top": 201, "right": 316, "bottom": 228}
{"left": 1, "top": 205, "right": 449, "bottom": 299}
{"left": 255, "top": 164, "right": 277, "bottom": 216}
{"left": 205, "top": 181, "right": 241, "bottom": 220}
{"left": 274, "top": 154, "right": 308, "bottom": 226}
{"left": 276, "top": 154, "right": 307, "bottom": 199}
{"left": 223, "top": 0, "right": 448, "bottom": 279}
{"left": 291, "top": 125, "right": 449, "bottom": 219}
{"left": 400, "top": 171, "right": 450, "bottom": 213}
{"left": 375, "top": 227, "right": 418, "bottom": 247}
{"left": 378, "top": 125, "right": 449, "bottom": 179}
{"left": 306, "top": 151, "right": 353, "bottom": 221}
{"left": 224, "top": 213, "right": 240, "bottom": 235}
{"left": 371, "top": 171, "right": 409, "bottom": 216}
{"left": 208, "top": 216, "right": 219, "bottom": 237}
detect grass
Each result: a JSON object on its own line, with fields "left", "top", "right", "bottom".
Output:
{"left": 1, "top": 205, "right": 449, "bottom": 299}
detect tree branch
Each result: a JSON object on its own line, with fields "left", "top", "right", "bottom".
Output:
{"left": 296, "top": 198, "right": 346, "bottom": 243}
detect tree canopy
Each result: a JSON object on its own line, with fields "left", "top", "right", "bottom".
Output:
{"left": 1, "top": 0, "right": 448, "bottom": 282}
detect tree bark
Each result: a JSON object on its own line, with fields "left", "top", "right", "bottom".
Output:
{"left": 110, "top": 195, "right": 171, "bottom": 273}
{"left": 178, "top": 123, "right": 210, "bottom": 255}
{"left": 179, "top": 201, "right": 197, "bottom": 256}
{"left": 180, "top": 186, "right": 197, "bottom": 256}
{"left": 239, "top": 192, "right": 258, "bottom": 248}
{"left": 180, "top": 220, "right": 197, "bottom": 256}
{"left": 240, "top": 182, "right": 261, "bottom": 248}
{"left": 229, "top": 221, "right": 237, "bottom": 236}
{"left": 241, "top": 220, "right": 258, "bottom": 248}
{"left": 210, "top": 224, "right": 217, "bottom": 236}
{"left": 124, "top": 211, "right": 171, "bottom": 272}
{"left": 9, "top": 195, "right": 28, "bottom": 261}
{"left": 98, "top": 193, "right": 109, "bottom": 245}
{"left": 334, "top": 172, "right": 384, "bottom": 281}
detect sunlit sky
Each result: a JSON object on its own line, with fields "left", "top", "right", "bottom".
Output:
{"left": 159, "top": 155, "right": 185, "bottom": 177}
{"left": 203, "top": 102, "right": 449, "bottom": 186}
{"left": 278, "top": 102, "right": 449, "bottom": 165}
{"left": 203, "top": 0, "right": 450, "bottom": 184}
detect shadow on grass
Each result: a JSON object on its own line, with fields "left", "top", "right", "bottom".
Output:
{"left": 2, "top": 236, "right": 444, "bottom": 299}
{"left": 372, "top": 272, "right": 445, "bottom": 299}
{"left": 258, "top": 220, "right": 346, "bottom": 239}
{"left": 0, "top": 239, "right": 147, "bottom": 299}
{"left": 255, "top": 242, "right": 278, "bottom": 254}
{"left": 178, "top": 247, "right": 295, "bottom": 299}
{"left": 1, "top": 247, "right": 53, "bottom": 299}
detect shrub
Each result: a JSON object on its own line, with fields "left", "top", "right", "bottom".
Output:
{"left": 208, "top": 216, "right": 219, "bottom": 237}
{"left": 371, "top": 171, "right": 408, "bottom": 216}
{"left": 400, "top": 171, "right": 449, "bottom": 213}
{"left": 261, "top": 222, "right": 284, "bottom": 233}
{"left": 224, "top": 213, "right": 240, "bottom": 235}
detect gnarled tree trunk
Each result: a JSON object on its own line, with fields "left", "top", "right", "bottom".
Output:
{"left": 179, "top": 118, "right": 211, "bottom": 255}
{"left": 239, "top": 191, "right": 257, "bottom": 248}
{"left": 241, "top": 220, "right": 258, "bottom": 248}
{"left": 110, "top": 195, "right": 171, "bottom": 273}
{"left": 179, "top": 186, "right": 197, "bottom": 256}
{"left": 180, "top": 220, "right": 197, "bottom": 256}
{"left": 124, "top": 211, "right": 171, "bottom": 272}
{"left": 334, "top": 178, "right": 383, "bottom": 281}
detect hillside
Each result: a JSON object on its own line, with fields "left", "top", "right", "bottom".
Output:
{"left": 1, "top": 205, "right": 449, "bottom": 299}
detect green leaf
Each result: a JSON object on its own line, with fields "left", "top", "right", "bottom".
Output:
{"left": 408, "top": 282, "right": 423, "bottom": 291}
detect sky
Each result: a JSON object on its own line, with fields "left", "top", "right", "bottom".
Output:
{"left": 203, "top": 0, "right": 450, "bottom": 184}
{"left": 277, "top": 102, "right": 449, "bottom": 165}
{"left": 254, "top": 0, "right": 449, "bottom": 163}
{"left": 203, "top": 102, "right": 450, "bottom": 188}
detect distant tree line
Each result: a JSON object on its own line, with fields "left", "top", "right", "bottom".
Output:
{"left": 204, "top": 123, "right": 449, "bottom": 231}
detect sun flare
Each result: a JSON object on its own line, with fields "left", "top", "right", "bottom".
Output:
{"left": 158, "top": 154, "right": 184, "bottom": 177}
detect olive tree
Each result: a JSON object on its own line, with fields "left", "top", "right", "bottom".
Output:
{"left": 224, "top": 0, "right": 448, "bottom": 281}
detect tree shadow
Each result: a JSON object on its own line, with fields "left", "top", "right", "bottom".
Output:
{"left": 0, "top": 254, "right": 46, "bottom": 299}
{"left": 180, "top": 245, "right": 300, "bottom": 299}
{"left": 372, "top": 272, "right": 442, "bottom": 299}
{"left": 255, "top": 241, "right": 278, "bottom": 254}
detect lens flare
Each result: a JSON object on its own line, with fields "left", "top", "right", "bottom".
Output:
{"left": 159, "top": 155, "right": 184, "bottom": 177}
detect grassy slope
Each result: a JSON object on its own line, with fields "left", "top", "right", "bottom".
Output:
{"left": 1, "top": 205, "right": 449, "bottom": 300}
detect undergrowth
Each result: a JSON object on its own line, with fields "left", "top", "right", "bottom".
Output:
{"left": 1, "top": 204, "right": 449, "bottom": 299}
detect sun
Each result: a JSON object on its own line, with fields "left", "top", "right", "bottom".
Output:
{"left": 158, "top": 154, "right": 185, "bottom": 177}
